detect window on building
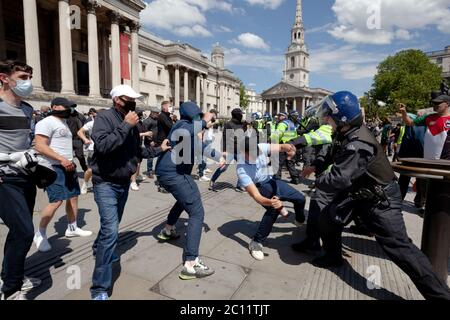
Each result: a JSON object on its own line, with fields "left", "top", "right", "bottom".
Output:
{"left": 157, "top": 68, "right": 162, "bottom": 81}
{"left": 436, "top": 57, "right": 443, "bottom": 64}
{"left": 291, "top": 57, "right": 295, "bottom": 68}
{"left": 298, "top": 32, "right": 301, "bottom": 39}
{"left": 303, "top": 57, "right": 306, "bottom": 68}
{"left": 294, "top": 33, "right": 297, "bottom": 40}
{"left": 141, "top": 63, "right": 147, "bottom": 78}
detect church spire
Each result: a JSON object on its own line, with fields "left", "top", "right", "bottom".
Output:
{"left": 291, "top": 0, "right": 304, "bottom": 44}
{"left": 294, "top": 0, "right": 303, "bottom": 27}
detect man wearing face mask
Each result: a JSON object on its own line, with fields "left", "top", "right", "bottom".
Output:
{"left": 0, "top": 60, "right": 42, "bottom": 300}
{"left": 89, "top": 85, "right": 170, "bottom": 300}
{"left": 34, "top": 98, "right": 93, "bottom": 253}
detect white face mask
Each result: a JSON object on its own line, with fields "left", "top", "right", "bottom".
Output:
{"left": 11, "top": 79, "right": 33, "bottom": 98}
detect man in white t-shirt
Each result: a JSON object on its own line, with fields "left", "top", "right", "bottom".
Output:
{"left": 34, "top": 98, "right": 92, "bottom": 252}
{"left": 77, "top": 109, "right": 98, "bottom": 194}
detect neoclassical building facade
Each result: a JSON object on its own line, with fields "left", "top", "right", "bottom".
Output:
{"left": 261, "top": 0, "right": 332, "bottom": 116}
{"left": 0, "top": 0, "right": 240, "bottom": 117}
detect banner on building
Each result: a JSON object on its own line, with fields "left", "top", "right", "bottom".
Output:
{"left": 120, "top": 33, "right": 131, "bottom": 80}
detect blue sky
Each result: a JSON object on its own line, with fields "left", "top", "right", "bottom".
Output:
{"left": 140, "top": 0, "right": 450, "bottom": 97}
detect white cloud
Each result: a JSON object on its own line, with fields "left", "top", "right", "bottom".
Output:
{"left": 329, "top": 0, "right": 450, "bottom": 45}
{"left": 245, "top": 0, "right": 285, "bottom": 9}
{"left": 215, "top": 25, "right": 232, "bottom": 33}
{"left": 141, "top": 0, "right": 235, "bottom": 37}
{"left": 223, "top": 47, "right": 283, "bottom": 73}
{"left": 231, "top": 33, "right": 270, "bottom": 50}
{"left": 305, "top": 23, "right": 336, "bottom": 34}
{"left": 310, "top": 45, "right": 386, "bottom": 80}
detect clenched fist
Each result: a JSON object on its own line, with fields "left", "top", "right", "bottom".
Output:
{"left": 124, "top": 111, "right": 139, "bottom": 127}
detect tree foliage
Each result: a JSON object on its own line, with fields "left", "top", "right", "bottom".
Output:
{"left": 370, "top": 49, "right": 442, "bottom": 115}
{"left": 239, "top": 80, "right": 249, "bottom": 110}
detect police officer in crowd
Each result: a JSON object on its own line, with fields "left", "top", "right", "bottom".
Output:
{"left": 272, "top": 112, "right": 300, "bottom": 184}
{"left": 297, "top": 91, "right": 450, "bottom": 300}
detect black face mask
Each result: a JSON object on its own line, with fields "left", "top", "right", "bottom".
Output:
{"left": 51, "top": 108, "right": 72, "bottom": 119}
{"left": 119, "top": 98, "right": 136, "bottom": 113}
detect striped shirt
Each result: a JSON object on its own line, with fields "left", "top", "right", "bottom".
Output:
{"left": 0, "top": 98, "right": 34, "bottom": 175}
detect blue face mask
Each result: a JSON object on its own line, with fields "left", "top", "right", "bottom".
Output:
{"left": 11, "top": 79, "right": 33, "bottom": 98}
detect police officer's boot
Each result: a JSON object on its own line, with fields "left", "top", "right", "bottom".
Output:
{"left": 291, "top": 238, "right": 321, "bottom": 254}
{"left": 312, "top": 254, "right": 344, "bottom": 268}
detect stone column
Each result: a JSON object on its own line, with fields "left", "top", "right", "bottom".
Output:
{"left": 58, "top": 0, "right": 75, "bottom": 94}
{"left": 293, "top": 98, "right": 297, "bottom": 112}
{"left": 174, "top": 65, "right": 180, "bottom": 108}
{"left": 130, "top": 21, "right": 140, "bottom": 93}
{"left": 196, "top": 73, "right": 200, "bottom": 105}
{"left": 219, "top": 83, "right": 225, "bottom": 116}
{"left": 202, "top": 75, "right": 207, "bottom": 111}
{"left": 110, "top": 11, "right": 121, "bottom": 88}
{"left": 184, "top": 69, "right": 189, "bottom": 102}
{"left": 87, "top": 1, "right": 100, "bottom": 97}
{"left": 23, "top": 0, "right": 43, "bottom": 90}
{"left": 269, "top": 100, "right": 273, "bottom": 115}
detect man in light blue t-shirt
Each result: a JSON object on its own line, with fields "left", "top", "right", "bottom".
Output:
{"left": 236, "top": 137, "right": 306, "bottom": 261}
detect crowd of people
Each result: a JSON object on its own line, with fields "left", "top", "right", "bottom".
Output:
{"left": 0, "top": 59, "right": 449, "bottom": 301}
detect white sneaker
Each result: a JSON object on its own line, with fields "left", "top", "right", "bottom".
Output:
{"left": 130, "top": 182, "right": 140, "bottom": 191}
{"left": 80, "top": 182, "right": 88, "bottom": 195}
{"left": 33, "top": 232, "right": 52, "bottom": 252}
{"left": 0, "top": 290, "right": 27, "bottom": 300}
{"left": 249, "top": 241, "right": 264, "bottom": 261}
{"left": 204, "top": 168, "right": 213, "bottom": 174}
{"left": 65, "top": 227, "right": 93, "bottom": 238}
{"left": 199, "top": 176, "right": 211, "bottom": 182}
{"left": 21, "top": 277, "right": 42, "bottom": 292}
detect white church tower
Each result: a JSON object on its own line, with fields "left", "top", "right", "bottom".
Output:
{"left": 284, "top": 0, "right": 310, "bottom": 88}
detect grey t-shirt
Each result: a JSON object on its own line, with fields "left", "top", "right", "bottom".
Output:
{"left": 0, "top": 98, "right": 34, "bottom": 175}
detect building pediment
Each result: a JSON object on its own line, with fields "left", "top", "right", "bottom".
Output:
{"left": 261, "top": 81, "right": 308, "bottom": 97}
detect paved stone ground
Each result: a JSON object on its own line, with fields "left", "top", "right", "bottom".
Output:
{"left": 0, "top": 164, "right": 448, "bottom": 300}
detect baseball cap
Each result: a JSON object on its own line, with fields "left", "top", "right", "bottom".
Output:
{"left": 110, "top": 85, "right": 142, "bottom": 99}
{"left": 51, "top": 97, "right": 77, "bottom": 109}
{"left": 432, "top": 95, "right": 450, "bottom": 104}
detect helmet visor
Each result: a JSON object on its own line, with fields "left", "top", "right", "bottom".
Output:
{"left": 306, "top": 96, "right": 338, "bottom": 119}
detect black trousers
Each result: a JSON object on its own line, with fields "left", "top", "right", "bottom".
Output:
{"left": 274, "top": 152, "right": 299, "bottom": 180}
{"left": 319, "top": 182, "right": 450, "bottom": 300}
{"left": 73, "top": 143, "right": 88, "bottom": 172}
{"left": 398, "top": 175, "right": 427, "bottom": 207}
{"left": 0, "top": 174, "right": 36, "bottom": 297}
{"left": 302, "top": 146, "right": 315, "bottom": 167}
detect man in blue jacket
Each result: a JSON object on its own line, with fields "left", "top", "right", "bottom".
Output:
{"left": 156, "top": 102, "right": 224, "bottom": 280}
{"left": 89, "top": 85, "right": 170, "bottom": 300}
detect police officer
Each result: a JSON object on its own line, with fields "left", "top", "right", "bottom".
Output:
{"left": 272, "top": 112, "right": 300, "bottom": 184}
{"left": 263, "top": 112, "right": 276, "bottom": 139}
{"left": 298, "top": 110, "right": 321, "bottom": 167}
{"left": 299, "top": 91, "right": 450, "bottom": 300}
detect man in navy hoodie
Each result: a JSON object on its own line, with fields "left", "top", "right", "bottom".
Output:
{"left": 156, "top": 102, "right": 224, "bottom": 280}
{"left": 89, "top": 85, "right": 170, "bottom": 300}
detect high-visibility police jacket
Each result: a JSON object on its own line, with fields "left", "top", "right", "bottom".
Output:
{"left": 272, "top": 120, "right": 298, "bottom": 143}
{"left": 396, "top": 126, "right": 406, "bottom": 145}
{"left": 256, "top": 119, "right": 265, "bottom": 130}
{"left": 291, "top": 124, "right": 333, "bottom": 148}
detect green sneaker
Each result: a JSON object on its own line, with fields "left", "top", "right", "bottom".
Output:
{"left": 157, "top": 227, "right": 180, "bottom": 241}
{"left": 179, "top": 258, "right": 215, "bottom": 280}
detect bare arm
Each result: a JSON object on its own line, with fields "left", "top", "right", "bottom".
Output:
{"left": 398, "top": 103, "right": 414, "bottom": 127}
{"left": 77, "top": 127, "right": 91, "bottom": 145}
{"left": 245, "top": 184, "right": 282, "bottom": 209}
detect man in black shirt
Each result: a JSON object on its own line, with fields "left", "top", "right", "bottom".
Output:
{"left": 156, "top": 101, "right": 173, "bottom": 146}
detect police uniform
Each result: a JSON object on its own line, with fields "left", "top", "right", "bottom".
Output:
{"left": 313, "top": 125, "right": 450, "bottom": 300}
{"left": 272, "top": 117, "right": 300, "bottom": 183}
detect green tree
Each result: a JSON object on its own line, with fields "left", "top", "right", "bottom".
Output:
{"left": 239, "top": 80, "right": 249, "bottom": 110}
{"left": 371, "top": 49, "right": 442, "bottom": 114}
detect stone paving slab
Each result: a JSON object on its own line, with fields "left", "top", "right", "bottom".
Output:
{"left": 0, "top": 165, "right": 448, "bottom": 300}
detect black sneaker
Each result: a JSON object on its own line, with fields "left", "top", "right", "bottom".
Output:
{"left": 312, "top": 255, "right": 344, "bottom": 268}
{"left": 291, "top": 239, "right": 321, "bottom": 254}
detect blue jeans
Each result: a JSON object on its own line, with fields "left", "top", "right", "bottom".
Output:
{"left": 158, "top": 174, "right": 204, "bottom": 262}
{"left": 254, "top": 179, "right": 305, "bottom": 244}
{"left": 0, "top": 174, "right": 36, "bottom": 297}
{"left": 146, "top": 158, "right": 154, "bottom": 175}
{"left": 90, "top": 182, "right": 129, "bottom": 298}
